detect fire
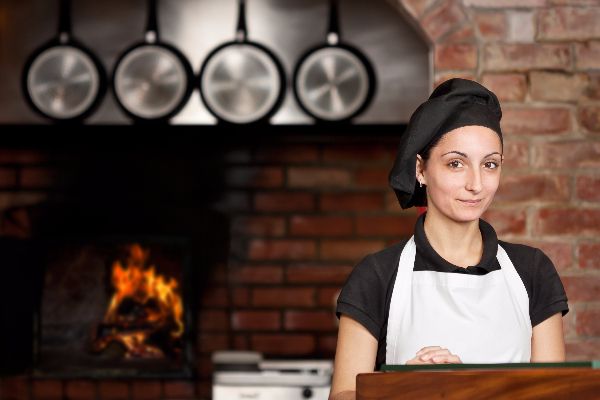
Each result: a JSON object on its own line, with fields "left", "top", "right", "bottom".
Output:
{"left": 92, "top": 244, "right": 184, "bottom": 359}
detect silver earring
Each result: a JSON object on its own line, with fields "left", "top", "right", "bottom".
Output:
{"left": 419, "top": 180, "right": 423, "bottom": 188}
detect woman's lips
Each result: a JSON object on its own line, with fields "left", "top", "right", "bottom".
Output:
{"left": 458, "top": 199, "right": 482, "bottom": 205}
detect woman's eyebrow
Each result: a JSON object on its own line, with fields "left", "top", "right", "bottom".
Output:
{"left": 441, "top": 151, "right": 502, "bottom": 158}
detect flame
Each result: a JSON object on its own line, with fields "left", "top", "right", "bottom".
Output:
{"left": 94, "top": 243, "right": 184, "bottom": 359}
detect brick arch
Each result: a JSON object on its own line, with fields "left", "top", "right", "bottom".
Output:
{"left": 395, "top": 0, "right": 478, "bottom": 86}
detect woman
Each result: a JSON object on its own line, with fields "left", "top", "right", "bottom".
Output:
{"left": 329, "top": 78, "right": 569, "bottom": 400}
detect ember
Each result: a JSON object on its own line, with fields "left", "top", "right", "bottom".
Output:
{"left": 92, "top": 244, "right": 184, "bottom": 359}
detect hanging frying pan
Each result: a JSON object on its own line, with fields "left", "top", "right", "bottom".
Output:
{"left": 22, "top": 0, "right": 106, "bottom": 122}
{"left": 293, "top": 0, "right": 376, "bottom": 123}
{"left": 199, "top": 0, "right": 285, "bottom": 124}
{"left": 112, "top": 0, "right": 194, "bottom": 122}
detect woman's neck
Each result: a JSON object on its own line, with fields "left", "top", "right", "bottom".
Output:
{"left": 423, "top": 207, "right": 483, "bottom": 269}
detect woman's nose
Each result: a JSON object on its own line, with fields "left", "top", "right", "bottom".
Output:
{"left": 465, "top": 168, "right": 482, "bottom": 193}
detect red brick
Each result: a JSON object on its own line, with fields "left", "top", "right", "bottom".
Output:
{"left": 538, "top": 7, "right": 600, "bottom": 41}
{"left": 318, "top": 287, "right": 342, "bottom": 307}
{"left": 354, "top": 167, "right": 389, "bottom": 188}
{"left": 481, "top": 74, "right": 527, "bottom": 102}
{"left": 288, "top": 167, "right": 352, "bottom": 188}
{"left": 463, "top": 0, "right": 546, "bottom": 6}
{"left": 0, "top": 168, "right": 17, "bottom": 188}
{"left": 420, "top": 0, "right": 466, "bottom": 42}
{"left": 32, "top": 380, "right": 63, "bottom": 400}
{"left": 233, "top": 334, "right": 249, "bottom": 350}
{"left": 252, "top": 287, "right": 315, "bottom": 308}
{"left": 198, "top": 310, "right": 229, "bottom": 332}
{"left": 229, "top": 265, "right": 284, "bottom": 284}
{"left": 200, "top": 286, "right": 229, "bottom": 308}
{"left": 576, "top": 309, "right": 600, "bottom": 336}
{"left": 502, "top": 140, "right": 529, "bottom": 169}
{"left": 231, "top": 216, "right": 286, "bottom": 237}
{"left": 286, "top": 265, "right": 352, "bottom": 284}
{"left": 231, "top": 311, "right": 281, "bottom": 331}
{"left": 579, "top": 242, "right": 600, "bottom": 269}
{"left": 578, "top": 105, "right": 600, "bottom": 134}
{"left": 254, "top": 192, "right": 315, "bottom": 212}
{"left": 585, "top": 73, "right": 600, "bottom": 100}
{"left": 534, "top": 209, "right": 600, "bottom": 236}
{"left": 322, "top": 144, "right": 392, "bottom": 164}
{"left": 163, "top": 381, "right": 195, "bottom": 399}
{"left": 20, "top": 167, "right": 65, "bottom": 188}
{"left": 248, "top": 239, "right": 317, "bottom": 261}
{"left": 532, "top": 141, "right": 600, "bottom": 169}
{"left": 356, "top": 215, "right": 418, "bottom": 237}
{"left": 285, "top": 311, "right": 338, "bottom": 331}
{"left": 1, "top": 376, "right": 29, "bottom": 400}
{"left": 495, "top": 174, "right": 570, "bottom": 203}
{"left": 197, "top": 356, "right": 213, "bottom": 379}
{"left": 474, "top": 12, "right": 506, "bottom": 40}
{"left": 446, "top": 23, "right": 477, "bottom": 43}
{"left": 254, "top": 145, "right": 319, "bottom": 163}
{"left": 576, "top": 41, "right": 600, "bottom": 70}
{"left": 562, "top": 275, "right": 600, "bottom": 302}
{"left": 483, "top": 44, "right": 571, "bottom": 71}
{"left": 501, "top": 106, "right": 571, "bottom": 136}
{"left": 321, "top": 240, "right": 387, "bottom": 261}
{"left": 65, "top": 381, "right": 96, "bottom": 400}
{"left": 251, "top": 334, "right": 316, "bottom": 356}
{"left": 225, "top": 167, "right": 283, "bottom": 188}
{"left": 320, "top": 192, "right": 384, "bottom": 211}
{"left": 290, "top": 215, "right": 353, "bottom": 237}
{"left": 198, "top": 334, "right": 229, "bottom": 353}
{"left": 0, "top": 149, "right": 48, "bottom": 164}
{"left": 530, "top": 72, "right": 590, "bottom": 102}
{"left": 576, "top": 175, "right": 600, "bottom": 202}
{"left": 549, "top": 0, "right": 600, "bottom": 5}
{"left": 318, "top": 335, "right": 339, "bottom": 357}
{"left": 435, "top": 43, "right": 477, "bottom": 70}
{"left": 565, "top": 339, "right": 600, "bottom": 361}
{"left": 98, "top": 381, "right": 129, "bottom": 400}
{"left": 482, "top": 208, "right": 526, "bottom": 236}
{"left": 434, "top": 72, "right": 477, "bottom": 88}
{"left": 131, "top": 381, "right": 161, "bottom": 400}
{"left": 232, "top": 288, "right": 250, "bottom": 307}
{"left": 517, "top": 240, "right": 574, "bottom": 272}
{"left": 400, "top": 0, "right": 437, "bottom": 19}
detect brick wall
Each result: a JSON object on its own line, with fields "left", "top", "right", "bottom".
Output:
{"left": 2, "top": 0, "right": 600, "bottom": 398}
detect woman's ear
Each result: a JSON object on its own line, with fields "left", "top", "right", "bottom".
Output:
{"left": 416, "top": 155, "right": 426, "bottom": 186}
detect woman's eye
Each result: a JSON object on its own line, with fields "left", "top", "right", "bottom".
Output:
{"left": 448, "top": 160, "right": 463, "bottom": 168}
{"left": 484, "top": 161, "right": 499, "bottom": 169}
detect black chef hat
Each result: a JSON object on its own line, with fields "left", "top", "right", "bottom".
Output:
{"left": 388, "top": 78, "right": 503, "bottom": 209}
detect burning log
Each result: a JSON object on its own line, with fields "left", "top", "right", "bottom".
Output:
{"left": 91, "top": 244, "right": 184, "bottom": 360}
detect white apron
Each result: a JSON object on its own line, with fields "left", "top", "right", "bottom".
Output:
{"left": 386, "top": 236, "right": 531, "bottom": 364}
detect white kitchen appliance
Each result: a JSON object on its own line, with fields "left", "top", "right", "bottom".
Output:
{"left": 212, "top": 351, "right": 332, "bottom": 400}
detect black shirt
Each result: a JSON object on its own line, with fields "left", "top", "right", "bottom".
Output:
{"left": 336, "top": 213, "right": 569, "bottom": 369}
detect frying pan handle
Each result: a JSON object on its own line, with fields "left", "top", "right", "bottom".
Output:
{"left": 327, "top": 0, "right": 341, "bottom": 45}
{"left": 235, "top": 0, "right": 247, "bottom": 42}
{"left": 146, "top": 0, "right": 160, "bottom": 42}
{"left": 58, "top": 0, "right": 71, "bottom": 39}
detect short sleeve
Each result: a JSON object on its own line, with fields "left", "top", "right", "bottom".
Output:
{"left": 336, "top": 254, "right": 387, "bottom": 340}
{"left": 530, "top": 248, "right": 569, "bottom": 327}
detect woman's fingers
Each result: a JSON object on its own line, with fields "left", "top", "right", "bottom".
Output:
{"left": 417, "top": 348, "right": 462, "bottom": 364}
{"left": 415, "top": 346, "right": 443, "bottom": 356}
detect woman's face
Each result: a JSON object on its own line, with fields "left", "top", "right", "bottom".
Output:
{"left": 417, "top": 125, "right": 503, "bottom": 223}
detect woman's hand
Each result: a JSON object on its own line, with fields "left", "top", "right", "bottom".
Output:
{"left": 405, "top": 346, "right": 462, "bottom": 364}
